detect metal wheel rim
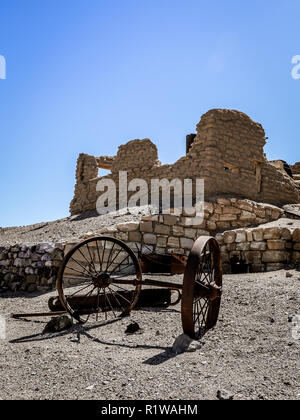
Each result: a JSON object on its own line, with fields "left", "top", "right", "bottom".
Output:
{"left": 181, "top": 236, "right": 222, "bottom": 339}
{"left": 57, "top": 236, "right": 142, "bottom": 324}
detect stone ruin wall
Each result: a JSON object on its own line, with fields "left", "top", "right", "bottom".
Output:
{"left": 1, "top": 199, "right": 300, "bottom": 293}
{"left": 70, "top": 109, "right": 300, "bottom": 216}
{"left": 3, "top": 109, "right": 300, "bottom": 294}
{"left": 218, "top": 225, "right": 300, "bottom": 274}
{"left": 0, "top": 198, "right": 283, "bottom": 291}
{"left": 291, "top": 162, "right": 300, "bottom": 174}
{"left": 0, "top": 243, "right": 64, "bottom": 293}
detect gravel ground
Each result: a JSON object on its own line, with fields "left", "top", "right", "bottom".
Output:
{"left": 0, "top": 208, "right": 151, "bottom": 246}
{"left": 0, "top": 270, "right": 299, "bottom": 400}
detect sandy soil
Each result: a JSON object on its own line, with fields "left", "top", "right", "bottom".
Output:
{"left": 0, "top": 270, "right": 299, "bottom": 401}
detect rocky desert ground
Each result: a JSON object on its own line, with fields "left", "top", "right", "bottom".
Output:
{"left": 0, "top": 270, "right": 299, "bottom": 401}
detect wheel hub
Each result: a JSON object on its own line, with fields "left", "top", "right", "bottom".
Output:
{"left": 93, "top": 272, "right": 112, "bottom": 288}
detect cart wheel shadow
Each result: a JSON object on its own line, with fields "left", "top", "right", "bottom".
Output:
{"left": 9, "top": 319, "right": 166, "bottom": 352}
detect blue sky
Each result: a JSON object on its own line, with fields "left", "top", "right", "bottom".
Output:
{"left": 0, "top": 0, "right": 299, "bottom": 227}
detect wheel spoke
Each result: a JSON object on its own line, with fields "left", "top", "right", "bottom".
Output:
{"left": 64, "top": 265, "right": 92, "bottom": 279}
{"left": 58, "top": 237, "right": 141, "bottom": 324}
{"left": 105, "top": 242, "right": 116, "bottom": 272}
{"left": 109, "top": 284, "right": 132, "bottom": 304}
{"left": 105, "top": 246, "right": 123, "bottom": 272}
{"left": 95, "top": 240, "right": 103, "bottom": 272}
{"left": 104, "top": 288, "right": 117, "bottom": 318}
{"left": 69, "top": 256, "right": 95, "bottom": 277}
{"left": 86, "top": 243, "right": 97, "bottom": 274}
{"left": 69, "top": 282, "right": 94, "bottom": 297}
{"left": 76, "top": 247, "right": 96, "bottom": 274}
{"left": 109, "top": 254, "right": 131, "bottom": 276}
{"left": 107, "top": 286, "right": 126, "bottom": 313}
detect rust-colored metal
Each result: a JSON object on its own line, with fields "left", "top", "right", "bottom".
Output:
{"left": 20, "top": 235, "right": 222, "bottom": 338}
{"left": 56, "top": 236, "right": 142, "bottom": 324}
{"left": 138, "top": 252, "right": 187, "bottom": 275}
{"left": 49, "top": 288, "right": 178, "bottom": 311}
{"left": 181, "top": 236, "right": 223, "bottom": 339}
{"left": 12, "top": 311, "right": 67, "bottom": 319}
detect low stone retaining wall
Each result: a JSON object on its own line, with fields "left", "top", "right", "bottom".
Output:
{"left": 98, "top": 199, "right": 283, "bottom": 256}
{"left": 0, "top": 198, "right": 289, "bottom": 293}
{"left": 0, "top": 243, "right": 65, "bottom": 292}
{"left": 217, "top": 226, "right": 300, "bottom": 273}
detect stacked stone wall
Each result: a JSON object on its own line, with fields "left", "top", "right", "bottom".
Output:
{"left": 217, "top": 225, "right": 300, "bottom": 273}
{"left": 70, "top": 110, "right": 300, "bottom": 216}
{"left": 0, "top": 243, "right": 64, "bottom": 293}
{"left": 0, "top": 199, "right": 285, "bottom": 293}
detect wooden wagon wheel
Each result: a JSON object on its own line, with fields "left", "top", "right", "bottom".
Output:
{"left": 57, "top": 237, "right": 142, "bottom": 324}
{"left": 181, "top": 236, "right": 223, "bottom": 339}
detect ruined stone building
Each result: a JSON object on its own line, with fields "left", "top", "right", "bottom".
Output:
{"left": 70, "top": 109, "right": 300, "bottom": 215}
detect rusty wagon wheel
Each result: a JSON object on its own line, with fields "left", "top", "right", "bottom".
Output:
{"left": 181, "top": 236, "right": 223, "bottom": 339}
{"left": 57, "top": 237, "right": 142, "bottom": 324}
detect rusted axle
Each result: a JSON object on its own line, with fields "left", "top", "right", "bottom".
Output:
{"left": 114, "top": 278, "right": 221, "bottom": 301}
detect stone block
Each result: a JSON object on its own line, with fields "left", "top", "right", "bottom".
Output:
{"left": 227, "top": 243, "right": 237, "bottom": 251}
{"left": 223, "top": 231, "right": 236, "bottom": 244}
{"left": 292, "top": 229, "right": 300, "bottom": 242}
{"left": 262, "top": 251, "right": 288, "bottom": 263}
{"left": 206, "top": 221, "right": 216, "bottom": 231}
{"left": 244, "top": 251, "right": 262, "bottom": 264}
{"left": 250, "top": 242, "right": 267, "bottom": 251}
{"left": 235, "top": 231, "right": 247, "bottom": 243}
{"left": 210, "top": 214, "right": 220, "bottom": 222}
{"left": 116, "top": 222, "right": 140, "bottom": 232}
{"left": 140, "top": 221, "right": 153, "bottom": 233}
{"left": 236, "top": 242, "right": 250, "bottom": 251}
{"left": 280, "top": 228, "right": 292, "bottom": 240}
{"left": 214, "top": 205, "right": 223, "bottom": 214}
{"left": 197, "top": 229, "right": 210, "bottom": 237}
{"left": 141, "top": 215, "right": 159, "bottom": 222}
{"left": 143, "top": 234, "right": 157, "bottom": 245}
{"left": 157, "top": 236, "right": 168, "bottom": 247}
{"left": 172, "top": 226, "right": 184, "bottom": 237}
{"left": 219, "top": 214, "right": 237, "bottom": 222}
{"left": 184, "top": 228, "right": 197, "bottom": 239}
{"left": 154, "top": 224, "right": 171, "bottom": 235}
{"left": 180, "top": 238, "right": 194, "bottom": 250}
{"left": 292, "top": 251, "right": 300, "bottom": 263}
{"left": 267, "top": 240, "right": 286, "bottom": 250}
{"left": 252, "top": 229, "right": 263, "bottom": 242}
{"left": 217, "top": 198, "right": 231, "bottom": 206}
{"left": 254, "top": 208, "right": 266, "bottom": 218}
{"left": 222, "top": 206, "right": 241, "bottom": 215}
{"left": 265, "top": 263, "right": 285, "bottom": 272}
{"left": 99, "top": 227, "right": 118, "bottom": 235}
{"left": 236, "top": 200, "right": 253, "bottom": 212}
{"left": 167, "top": 237, "right": 180, "bottom": 248}
{"left": 263, "top": 228, "right": 281, "bottom": 240}
{"left": 180, "top": 217, "right": 206, "bottom": 228}
{"left": 215, "top": 233, "right": 224, "bottom": 245}
{"left": 163, "top": 215, "right": 179, "bottom": 226}
{"left": 246, "top": 231, "right": 253, "bottom": 242}
{"left": 128, "top": 231, "right": 142, "bottom": 242}
{"left": 240, "top": 211, "right": 256, "bottom": 221}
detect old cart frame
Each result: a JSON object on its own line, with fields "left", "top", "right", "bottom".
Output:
{"left": 55, "top": 235, "right": 223, "bottom": 339}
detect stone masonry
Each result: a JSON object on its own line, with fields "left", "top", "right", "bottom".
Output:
{"left": 217, "top": 224, "right": 300, "bottom": 274}
{"left": 0, "top": 199, "right": 286, "bottom": 292}
{"left": 70, "top": 109, "right": 300, "bottom": 215}
{"left": 0, "top": 243, "right": 65, "bottom": 293}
